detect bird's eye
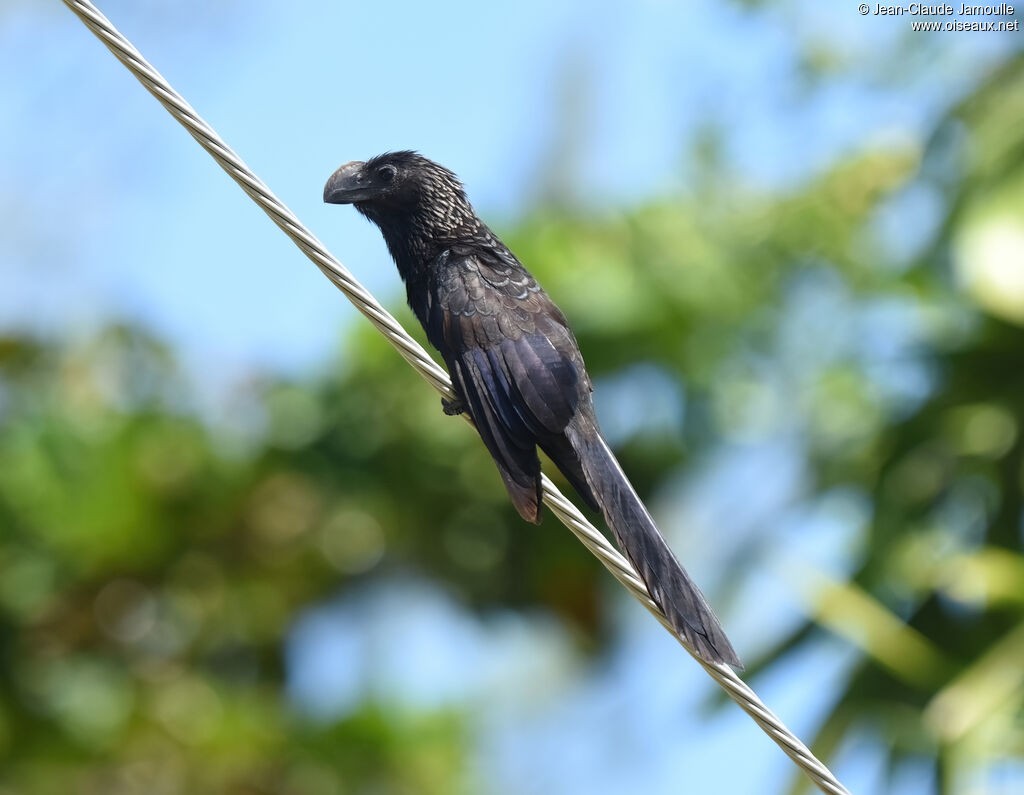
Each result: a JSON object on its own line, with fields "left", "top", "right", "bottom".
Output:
{"left": 377, "top": 165, "right": 396, "bottom": 183}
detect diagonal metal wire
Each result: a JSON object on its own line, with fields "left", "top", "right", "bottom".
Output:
{"left": 60, "top": 2, "right": 851, "bottom": 792}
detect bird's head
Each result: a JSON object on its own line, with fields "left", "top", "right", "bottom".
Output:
{"left": 324, "top": 152, "right": 481, "bottom": 270}
{"left": 323, "top": 151, "right": 468, "bottom": 217}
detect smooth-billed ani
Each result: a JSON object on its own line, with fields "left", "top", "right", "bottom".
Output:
{"left": 324, "top": 151, "right": 740, "bottom": 667}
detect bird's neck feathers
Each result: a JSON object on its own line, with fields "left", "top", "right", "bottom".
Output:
{"left": 356, "top": 183, "right": 481, "bottom": 282}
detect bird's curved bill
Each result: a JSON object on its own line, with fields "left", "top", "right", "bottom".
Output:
{"left": 323, "top": 161, "right": 370, "bottom": 204}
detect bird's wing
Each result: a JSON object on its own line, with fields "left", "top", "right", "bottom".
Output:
{"left": 431, "top": 249, "right": 583, "bottom": 521}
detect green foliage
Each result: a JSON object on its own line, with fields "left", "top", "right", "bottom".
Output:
{"left": 0, "top": 327, "right": 476, "bottom": 794}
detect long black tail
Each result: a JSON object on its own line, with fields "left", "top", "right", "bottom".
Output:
{"left": 564, "top": 419, "right": 741, "bottom": 668}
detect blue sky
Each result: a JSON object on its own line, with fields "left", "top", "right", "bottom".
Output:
{"left": 2, "top": 2, "right": 1022, "bottom": 793}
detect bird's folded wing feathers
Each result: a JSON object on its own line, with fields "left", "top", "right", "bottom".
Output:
{"left": 434, "top": 251, "right": 584, "bottom": 519}
{"left": 437, "top": 251, "right": 581, "bottom": 433}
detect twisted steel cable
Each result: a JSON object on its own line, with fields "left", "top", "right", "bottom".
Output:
{"left": 61, "top": 2, "right": 851, "bottom": 792}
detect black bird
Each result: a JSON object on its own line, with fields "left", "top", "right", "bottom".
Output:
{"left": 324, "top": 151, "right": 740, "bottom": 667}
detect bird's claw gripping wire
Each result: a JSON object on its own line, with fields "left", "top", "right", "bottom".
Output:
{"left": 442, "top": 396, "right": 467, "bottom": 416}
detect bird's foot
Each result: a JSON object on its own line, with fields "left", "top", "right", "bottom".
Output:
{"left": 442, "top": 396, "right": 466, "bottom": 416}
